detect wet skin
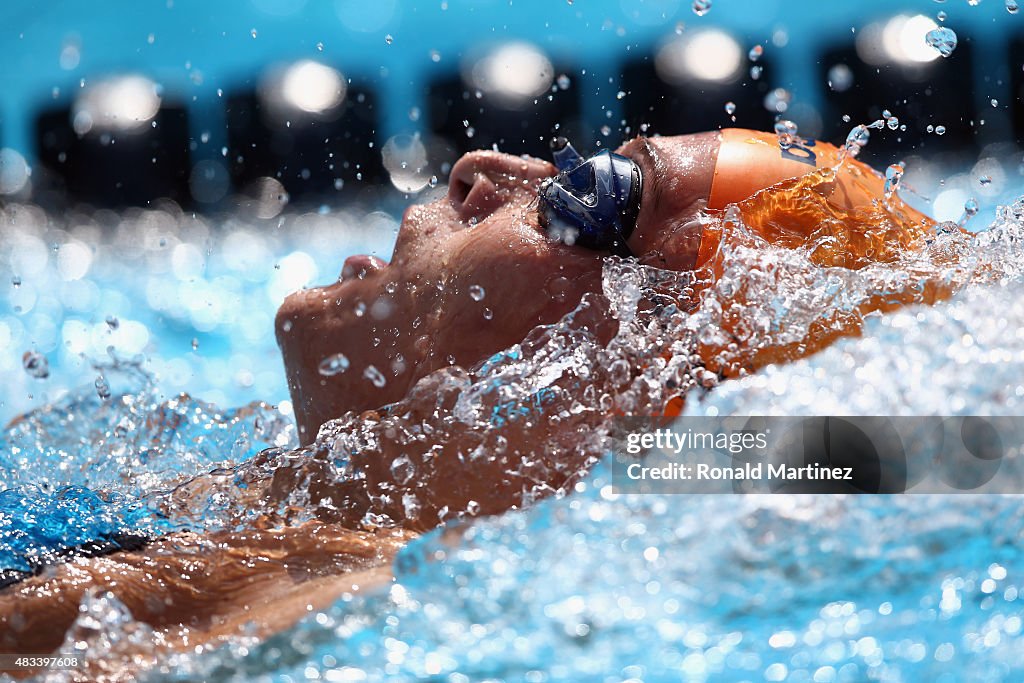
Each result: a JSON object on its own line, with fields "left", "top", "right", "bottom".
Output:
{"left": 276, "top": 133, "right": 720, "bottom": 443}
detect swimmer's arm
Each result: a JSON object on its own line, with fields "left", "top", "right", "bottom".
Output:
{"left": 0, "top": 522, "right": 411, "bottom": 658}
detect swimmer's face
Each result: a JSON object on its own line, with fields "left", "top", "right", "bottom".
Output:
{"left": 276, "top": 151, "right": 605, "bottom": 441}
{"left": 276, "top": 135, "right": 716, "bottom": 441}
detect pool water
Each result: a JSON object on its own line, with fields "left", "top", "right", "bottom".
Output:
{"left": 4, "top": 181, "right": 1024, "bottom": 682}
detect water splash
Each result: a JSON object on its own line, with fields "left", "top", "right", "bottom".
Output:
{"left": 884, "top": 164, "right": 904, "bottom": 203}
{"left": 960, "top": 197, "right": 981, "bottom": 227}
{"left": 843, "top": 124, "right": 870, "bottom": 159}
{"left": 0, "top": 360, "right": 297, "bottom": 575}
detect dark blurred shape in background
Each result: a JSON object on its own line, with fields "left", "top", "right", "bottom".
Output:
{"left": 818, "top": 14, "right": 977, "bottom": 166}
{"left": 225, "top": 69, "right": 384, "bottom": 203}
{"left": 35, "top": 75, "right": 192, "bottom": 207}
{"left": 622, "top": 28, "right": 776, "bottom": 137}
{"left": 428, "top": 43, "right": 584, "bottom": 160}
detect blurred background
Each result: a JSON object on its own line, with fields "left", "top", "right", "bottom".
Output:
{"left": 0, "top": 0, "right": 1019, "bottom": 211}
{"left": 0, "top": 0, "right": 1021, "bottom": 419}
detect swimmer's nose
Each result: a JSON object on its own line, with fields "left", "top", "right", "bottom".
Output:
{"left": 448, "top": 151, "right": 555, "bottom": 222}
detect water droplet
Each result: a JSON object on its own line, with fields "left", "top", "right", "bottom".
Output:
{"left": 408, "top": 106, "right": 421, "bottom": 121}
{"left": 22, "top": 351, "right": 49, "bottom": 379}
{"left": 250, "top": 28, "right": 258, "bottom": 39}
{"left": 1009, "top": 0, "right": 1020, "bottom": 14}
{"left": 390, "top": 455, "right": 416, "bottom": 485}
{"left": 95, "top": 375, "right": 111, "bottom": 400}
{"left": 316, "top": 41, "right": 324, "bottom": 51}
{"left": 105, "top": 316, "right": 120, "bottom": 330}
{"left": 429, "top": 49, "right": 441, "bottom": 63}
{"left": 319, "top": 353, "right": 350, "bottom": 376}
{"left": 354, "top": 301, "right": 367, "bottom": 317}
{"left": 774, "top": 119, "right": 798, "bottom": 148}
{"left": 483, "top": 307, "right": 493, "bottom": 320}
{"left": 884, "top": 164, "right": 904, "bottom": 201}
{"left": 384, "top": 34, "right": 394, "bottom": 45}
{"left": 979, "top": 175, "right": 992, "bottom": 186}
{"left": 674, "top": 21, "right": 685, "bottom": 35}
{"left": 363, "top": 364, "right": 387, "bottom": 388}
{"left": 191, "top": 338, "right": 199, "bottom": 350}
{"left": 556, "top": 74, "right": 571, "bottom": 90}
{"left": 466, "top": 500, "right": 481, "bottom": 515}
{"left": 935, "top": 125, "right": 947, "bottom": 136}
{"left": 925, "top": 26, "right": 958, "bottom": 58}
{"left": 991, "top": 98, "right": 999, "bottom": 108}
{"left": 11, "top": 276, "right": 21, "bottom": 288}
{"left": 692, "top": 0, "right": 711, "bottom": 16}
{"left": 724, "top": 101, "right": 736, "bottom": 115}
{"left": 959, "top": 197, "right": 980, "bottom": 227}
{"left": 927, "top": 124, "right": 935, "bottom": 133}
{"left": 750, "top": 65, "right": 763, "bottom": 80}
{"left": 886, "top": 115, "right": 900, "bottom": 130}
{"left": 748, "top": 45, "right": 763, "bottom": 62}
{"left": 468, "top": 284, "right": 486, "bottom": 301}
{"left": 937, "top": 10, "right": 947, "bottom": 22}
{"left": 844, "top": 124, "right": 871, "bottom": 157}
{"left": 600, "top": 125, "right": 612, "bottom": 136}
{"left": 616, "top": 90, "right": 626, "bottom": 100}
{"left": 429, "top": 175, "right": 438, "bottom": 188}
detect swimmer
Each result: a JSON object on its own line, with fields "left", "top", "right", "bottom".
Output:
{"left": 0, "top": 129, "right": 958, "bottom": 665}
{"left": 277, "top": 128, "right": 939, "bottom": 442}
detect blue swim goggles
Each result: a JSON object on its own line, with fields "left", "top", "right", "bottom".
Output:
{"left": 538, "top": 137, "right": 643, "bottom": 257}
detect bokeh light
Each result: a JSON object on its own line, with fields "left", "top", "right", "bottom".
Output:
{"left": 467, "top": 42, "right": 554, "bottom": 107}
{"left": 655, "top": 29, "right": 743, "bottom": 85}
{"left": 71, "top": 75, "right": 162, "bottom": 134}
